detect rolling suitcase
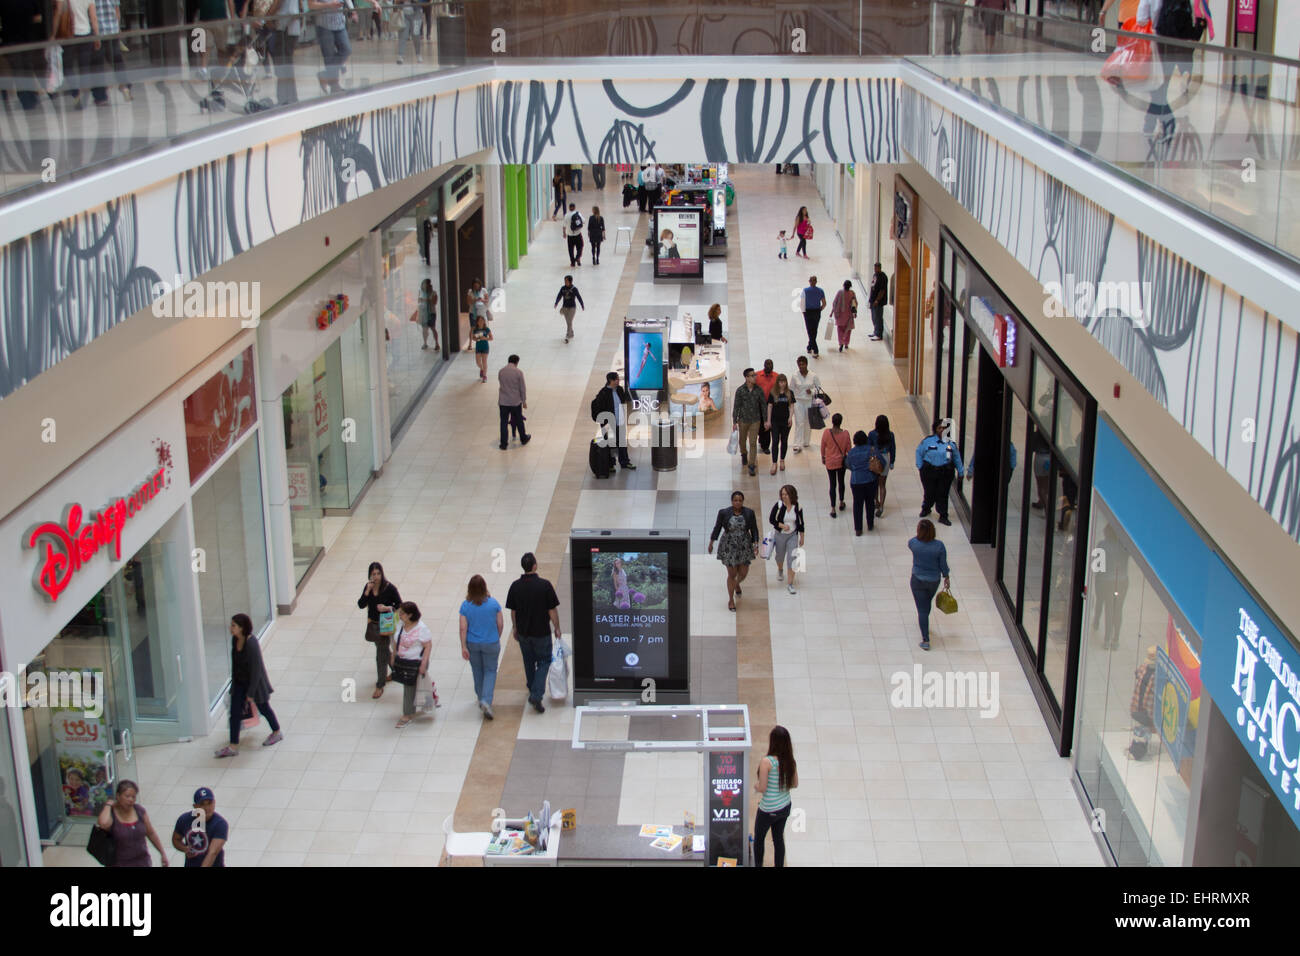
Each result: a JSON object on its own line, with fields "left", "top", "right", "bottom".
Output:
{"left": 590, "top": 439, "right": 613, "bottom": 478}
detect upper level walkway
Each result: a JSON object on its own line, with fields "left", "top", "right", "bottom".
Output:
{"left": 1, "top": 3, "right": 1297, "bottom": 261}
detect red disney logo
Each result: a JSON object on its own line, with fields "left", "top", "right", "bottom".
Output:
{"left": 26, "top": 462, "right": 170, "bottom": 604}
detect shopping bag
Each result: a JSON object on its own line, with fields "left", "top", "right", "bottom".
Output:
{"left": 547, "top": 638, "right": 570, "bottom": 701}
{"left": 44, "top": 46, "right": 64, "bottom": 94}
{"left": 416, "top": 669, "right": 440, "bottom": 712}
{"left": 935, "top": 587, "right": 958, "bottom": 615}
{"left": 759, "top": 534, "right": 774, "bottom": 560}
{"left": 377, "top": 609, "right": 396, "bottom": 636}
{"left": 824, "top": 320, "right": 834, "bottom": 341}
{"left": 807, "top": 403, "right": 827, "bottom": 430}
{"left": 1100, "top": 20, "right": 1153, "bottom": 85}
{"left": 727, "top": 427, "right": 739, "bottom": 455}
{"left": 241, "top": 699, "right": 260, "bottom": 729}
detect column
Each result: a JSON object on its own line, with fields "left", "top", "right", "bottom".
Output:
{"left": 256, "top": 327, "right": 296, "bottom": 612}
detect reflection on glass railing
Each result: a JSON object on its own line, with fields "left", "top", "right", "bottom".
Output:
{"left": 911, "top": 3, "right": 1300, "bottom": 261}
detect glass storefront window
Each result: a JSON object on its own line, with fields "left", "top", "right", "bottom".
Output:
{"left": 340, "top": 319, "right": 374, "bottom": 502}
{"left": 960, "top": 318, "right": 979, "bottom": 476}
{"left": 192, "top": 436, "right": 272, "bottom": 707}
{"left": 937, "top": 290, "right": 952, "bottom": 422}
{"left": 0, "top": 709, "right": 28, "bottom": 866}
{"left": 952, "top": 257, "right": 967, "bottom": 311}
{"left": 1055, "top": 385, "right": 1084, "bottom": 476}
{"left": 1031, "top": 353, "right": 1055, "bottom": 434}
{"left": 1000, "top": 394, "right": 1027, "bottom": 613}
{"left": 1076, "top": 505, "right": 1196, "bottom": 865}
{"left": 380, "top": 192, "right": 443, "bottom": 435}
{"left": 1021, "top": 429, "right": 1049, "bottom": 657}
{"left": 1043, "top": 458, "right": 1077, "bottom": 709}
{"left": 283, "top": 365, "right": 325, "bottom": 582}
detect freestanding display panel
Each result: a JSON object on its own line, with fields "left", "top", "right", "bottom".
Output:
{"left": 570, "top": 529, "right": 690, "bottom": 703}
{"left": 653, "top": 207, "right": 705, "bottom": 280}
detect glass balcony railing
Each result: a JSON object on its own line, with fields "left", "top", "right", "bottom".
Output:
{"left": 0, "top": 0, "right": 1296, "bottom": 263}
{"left": 911, "top": 2, "right": 1300, "bottom": 263}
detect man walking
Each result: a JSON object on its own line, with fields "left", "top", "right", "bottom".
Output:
{"left": 171, "top": 787, "right": 229, "bottom": 868}
{"left": 916, "top": 418, "right": 965, "bottom": 526}
{"left": 801, "top": 276, "right": 827, "bottom": 359}
{"left": 498, "top": 354, "right": 530, "bottom": 450}
{"left": 554, "top": 275, "right": 585, "bottom": 343}
{"left": 506, "top": 553, "right": 562, "bottom": 713}
{"left": 565, "top": 203, "right": 585, "bottom": 266}
{"left": 755, "top": 358, "right": 778, "bottom": 455}
{"left": 307, "top": 0, "right": 356, "bottom": 94}
{"left": 591, "top": 372, "right": 636, "bottom": 470}
{"left": 868, "top": 262, "right": 888, "bottom": 341}
{"left": 732, "top": 367, "right": 766, "bottom": 477}
{"left": 570, "top": 164, "right": 583, "bottom": 192}
{"left": 644, "top": 163, "right": 663, "bottom": 210}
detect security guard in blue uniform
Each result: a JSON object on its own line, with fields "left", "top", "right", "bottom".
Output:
{"left": 915, "top": 419, "right": 965, "bottom": 526}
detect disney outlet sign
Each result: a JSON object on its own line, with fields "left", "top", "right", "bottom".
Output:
{"left": 24, "top": 440, "right": 175, "bottom": 603}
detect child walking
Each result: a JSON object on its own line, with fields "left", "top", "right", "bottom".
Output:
{"left": 777, "top": 230, "right": 789, "bottom": 259}
{"left": 472, "top": 316, "right": 492, "bottom": 383}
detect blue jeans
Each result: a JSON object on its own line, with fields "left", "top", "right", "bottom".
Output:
{"left": 317, "top": 27, "right": 351, "bottom": 83}
{"left": 570, "top": 167, "right": 582, "bottom": 190}
{"left": 910, "top": 575, "right": 941, "bottom": 642}
{"left": 518, "top": 635, "right": 552, "bottom": 703}
{"left": 468, "top": 640, "right": 500, "bottom": 705}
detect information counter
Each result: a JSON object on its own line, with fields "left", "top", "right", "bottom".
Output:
{"left": 557, "top": 825, "right": 707, "bottom": 867}
{"left": 482, "top": 815, "right": 563, "bottom": 867}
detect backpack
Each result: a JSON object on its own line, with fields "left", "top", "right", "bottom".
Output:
{"left": 1155, "top": 0, "right": 1202, "bottom": 40}
{"left": 570, "top": 211, "right": 584, "bottom": 231}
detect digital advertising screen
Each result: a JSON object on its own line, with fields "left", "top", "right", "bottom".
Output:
{"left": 625, "top": 330, "right": 665, "bottom": 392}
{"left": 653, "top": 207, "right": 704, "bottom": 279}
{"left": 570, "top": 530, "right": 690, "bottom": 699}
{"left": 590, "top": 551, "right": 669, "bottom": 677}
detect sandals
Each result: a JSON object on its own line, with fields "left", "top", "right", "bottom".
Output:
{"left": 372, "top": 687, "right": 384, "bottom": 699}
{"left": 395, "top": 716, "right": 414, "bottom": 729}
{"left": 728, "top": 599, "right": 736, "bottom": 612}
{"left": 214, "top": 745, "right": 237, "bottom": 758}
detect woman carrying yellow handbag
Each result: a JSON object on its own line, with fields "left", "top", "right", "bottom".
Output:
{"left": 907, "top": 518, "right": 951, "bottom": 651}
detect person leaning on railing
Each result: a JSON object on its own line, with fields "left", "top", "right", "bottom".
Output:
{"left": 308, "top": 0, "right": 357, "bottom": 93}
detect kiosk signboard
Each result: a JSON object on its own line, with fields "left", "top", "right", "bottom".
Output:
{"left": 653, "top": 207, "right": 704, "bottom": 279}
{"left": 570, "top": 530, "right": 690, "bottom": 701}
{"left": 708, "top": 750, "right": 745, "bottom": 866}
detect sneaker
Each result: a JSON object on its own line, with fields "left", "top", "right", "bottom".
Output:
{"left": 793, "top": 447, "right": 801, "bottom": 454}
{"left": 214, "top": 745, "right": 237, "bottom": 758}
{"left": 748, "top": 465, "right": 756, "bottom": 476}
{"left": 920, "top": 509, "right": 931, "bottom": 518}
{"left": 520, "top": 435, "right": 531, "bottom": 446}
{"left": 623, "top": 461, "right": 637, "bottom": 470}
{"left": 919, "top": 640, "right": 930, "bottom": 651}
{"left": 477, "top": 700, "right": 486, "bottom": 714}
{"left": 938, "top": 516, "right": 952, "bottom": 526}
{"left": 262, "top": 731, "right": 283, "bottom": 747}
{"left": 787, "top": 583, "right": 796, "bottom": 594}
{"left": 482, "top": 703, "right": 494, "bottom": 719}
{"left": 530, "top": 698, "right": 546, "bottom": 714}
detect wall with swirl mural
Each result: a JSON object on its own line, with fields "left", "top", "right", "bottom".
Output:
{"left": 0, "top": 83, "right": 493, "bottom": 403}
{"left": 897, "top": 84, "right": 1300, "bottom": 543}
{"left": 493, "top": 76, "right": 899, "bottom": 168}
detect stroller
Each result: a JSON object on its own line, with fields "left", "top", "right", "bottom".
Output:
{"left": 622, "top": 182, "right": 637, "bottom": 208}
{"left": 197, "top": 24, "right": 276, "bottom": 114}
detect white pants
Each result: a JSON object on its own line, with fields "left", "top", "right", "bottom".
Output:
{"left": 793, "top": 401, "right": 811, "bottom": 448}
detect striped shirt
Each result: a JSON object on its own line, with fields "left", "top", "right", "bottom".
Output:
{"left": 758, "top": 755, "right": 792, "bottom": 812}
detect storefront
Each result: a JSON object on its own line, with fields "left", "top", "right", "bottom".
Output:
{"left": 934, "top": 228, "right": 1096, "bottom": 754}
{"left": 0, "top": 336, "right": 275, "bottom": 860}
{"left": 437, "top": 165, "right": 486, "bottom": 358}
{"left": 259, "top": 241, "right": 376, "bottom": 591}
{"left": 1074, "top": 419, "right": 1300, "bottom": 866}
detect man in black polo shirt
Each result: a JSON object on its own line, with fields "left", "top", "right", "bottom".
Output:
{"left": 505, "top": 552, "right": 561, "bottom": 713}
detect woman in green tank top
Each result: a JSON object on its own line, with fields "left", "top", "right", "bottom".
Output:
{"left": 754, "top": 725, "right": 798, "bottom": 867}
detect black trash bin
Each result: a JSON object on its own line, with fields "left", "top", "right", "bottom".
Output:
{"left": 437, "top": 12, "right": 466, "bottom": 67}
{"left": 651, "top": 418, "right": 677, "bottom": 472}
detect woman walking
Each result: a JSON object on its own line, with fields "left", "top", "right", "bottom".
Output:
{"left": 358, "top": 561, "right": 401, "bottom": 699}
{"left": 708, "top": 491, "right": 761, "bottom": 612}
{"left": 214, "top": 614, "right": 282, "bottom": 758}
{"left": 419, "top": 278, "right": 439, "bottom": 351}
{"left": 707, "top": 302, "right": 727, "bottom": 343}
{"left": 588, "top": 206, "right": 606, "bottom": 265}
{"left": 909, "top": 519, "right": 951, "bottom": 651}
{"left": 867, "top": 414, "right": 897, "bottom": 517}
{"left": 831, "top": 280, "right": 857, "bottom": 351}
{"left": 95, "top": 781, "right": 169, "bottom": 867}
{"left": 753, "top": 726, "right": 798, "bottom": 868}
{"left": 790, "top": 355, "right": 821, "bottom": 451}
{"left": 793, "top": 206, "right": 812, "bottom": 258}
{"left": 466, "top": 278, "right": 490, "bottom": 326}
{"left": 459, "top": 575, "right": 503, "bottom": 719}
{"left": 391, "top": 602, "right": 432, "bottom": 728}
{"left": 819, "top": 412, "right": 852, "bottom": 518}
{"left": 551, "top": 171, "right": 567, "bottom": 220}
{"left": 845, "top": 431, "right": 883, "bottom": 536}
{"left": 471, "top": 316, "right": 493, "bottom": 383}
{"left": 766, "top": 374, "right": 795, "bottom": 474}
{"left": 769, "top": 485, "right": 805, "bottom": 595}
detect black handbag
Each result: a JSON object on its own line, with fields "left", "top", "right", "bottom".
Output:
{"left": 807, "top": 404, "right": 827, "bottom": 430}
{"left": 815, "top": 388, "right": 832, "bottom": 406}
{"left": 87, "top": 820, "right": 116, "bottom": 866}
{"left": 390, "top": 657, "right": 421, "bottom": 686}
{"left": 365, "top": 619, "right": 381, "bottom": 643}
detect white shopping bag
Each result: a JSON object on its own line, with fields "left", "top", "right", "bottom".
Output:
{"left": 759, "top": 534, "right": 774, "bottom": 560}
{"left": 727, "top": 426, "right": 739, "bottom": 455}
{"left": 416, "top": 669, "right": 440, "bottom": 713}
{"left": 547, "top": 638, "right": 570, "bottom": 702}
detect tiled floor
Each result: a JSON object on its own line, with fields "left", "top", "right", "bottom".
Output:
{"left": 43, "top": 165, "right": 1101, "bottom": 867}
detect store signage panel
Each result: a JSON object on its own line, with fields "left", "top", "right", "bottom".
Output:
{"left": 184, "top": 345, "right": 258, "bottom": 486}
{"left": 0, "top": 398, "right": 188, "bottom": 668}
{"left": 1236, "top": 0, "right": 1256, "bottom": 33}
{"left": 708, "top": 750, "right": 745, "bottom": 866}
{"left": 969, "top": 296, "right": 1016, "bottom": 367}
{"left": 1095, "top": 419, "right": 1300, "bottom": 832}
{"left": 653, "top": 208, "right": 704, "bottom": 280}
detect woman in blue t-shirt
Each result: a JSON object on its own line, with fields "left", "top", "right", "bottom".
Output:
{"left": 459, "top": 574, "right": 504, "bottom": 719}
{"left": 908, "top": 519, "right": 951, "bottom": 651}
